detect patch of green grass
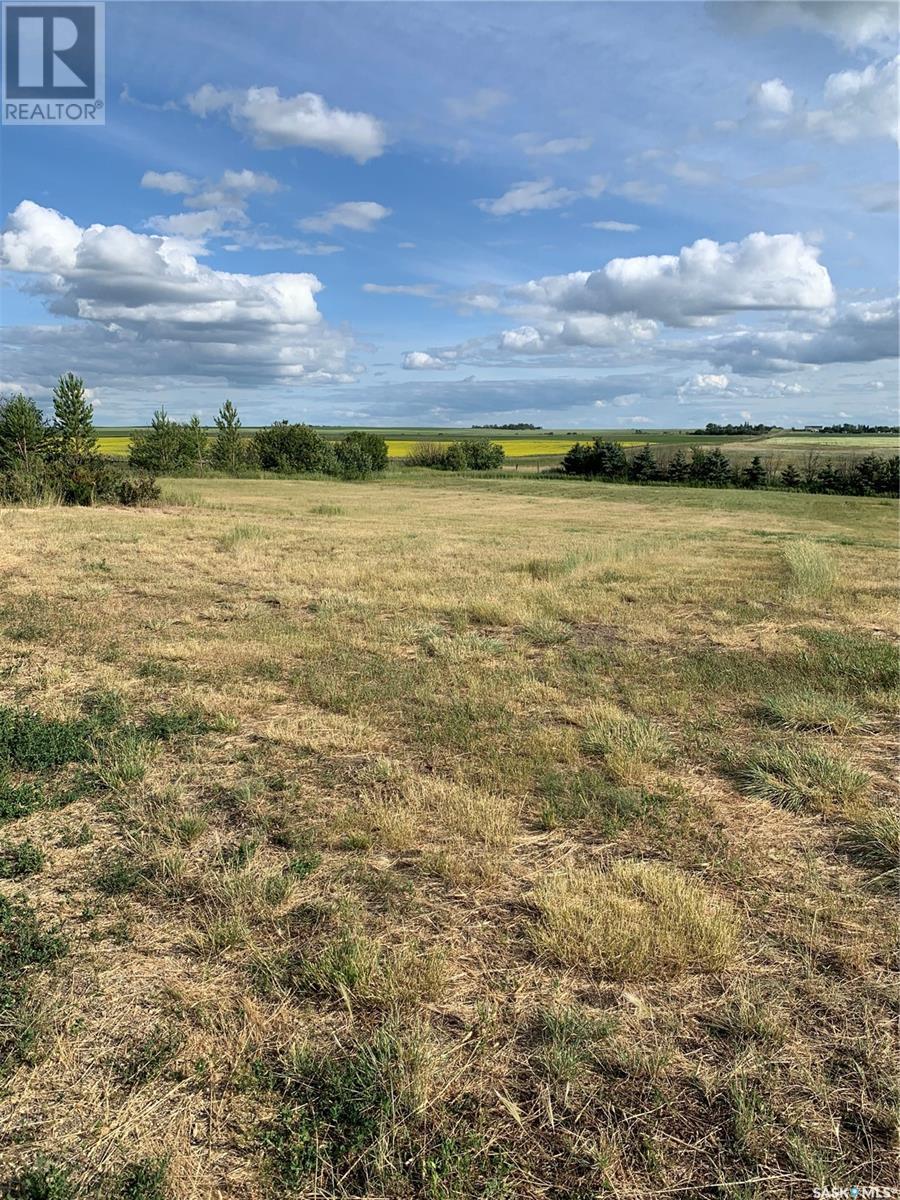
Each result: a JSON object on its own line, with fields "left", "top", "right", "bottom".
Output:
{"left": 0, "top": 839, "right": 45, "bottom": 879}
{"left": 758, "top": 690, "right": 871, "bottom": 734}
{"left": 81, "top": 689, "right": 126, "bottom": 729}
{"left": 798, "top": 629, "right": 899, "bottom": 694}
{"left": 286, "top": 849, "right": 321, "bottom": 880}
{"left": 94, "top": 855, "right": 144, "bottom": 896}
{"left": 4, "top": 1159, "right": 76, "bottom": 1200}
{"left": 142, "top": 707, "right": 233, "bottom": 741}
{"left": 309, "top": 503, "right": 344, "bottom": 516}
{"left": 537, "top": 768, "right": 670, "bottom": 833}
{"left": 217, "top": 836, "right": 259, "bottom": 869}
{"left": 0, "top": 894, "right": 67, "bottom": 1075}
{"left": 0, "top": 706, "right": 95, "bottom": 771}
{"left": 0, "top": 894, "right": 67, "bottom": 976}
{"left": 59, "top": 822, "right": 93, "bottom": 848}
{"left": 0, "top": 777, "right": 51, "bottom": 822}
{"left": 259, "top": 1023, "right": 506, "bottom": 1197}
{"left": 2, "top": 595, "right": 71, "bottom": 645}
{"left": 113, "top": 1158, "right": 170, "bottom": 1200}
{"left": 135, "top": 658, "right": 187, "bottom": 683}
{"left": 740, "top": 744, "right": 870, "bottom": 814}
{"left": 2, "top": 1158, "right": 170, "bottom": 1200}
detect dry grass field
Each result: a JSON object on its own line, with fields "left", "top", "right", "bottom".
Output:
{"left": 0, "top": 475, "right": 897, "bottom": 1199}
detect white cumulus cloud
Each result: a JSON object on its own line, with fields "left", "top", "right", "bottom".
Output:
{"left": 0, "top": 200, "right": 355, "bottom": 386}
{"left": 185, "top": 85, "right": 387, "bottom": 161}
{"left": 298, "top": 201, "right": 391, "bottom": 234}
{"left": 402, "top": 350, "right": 457, "bottom": 370}
{"left": 752, "top": 78, "right": 795, "bottom": 115}
{"left": 508, "top": 232, "right": 835, "bottom": 328}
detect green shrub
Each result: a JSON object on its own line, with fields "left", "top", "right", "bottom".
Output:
{"left": 251, "top": 422, "right": 336, "bottom": 473}
{"left": 334, "top": 431, "right": 388, "bottom": 478}
{"left": 405, "top": 439, "right": 504, "bottom": 471}
{"left": 116, "top": 474, "right": 161, "bottom": 506}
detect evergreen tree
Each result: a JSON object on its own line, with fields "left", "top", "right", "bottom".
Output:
{"left": 744, "top": 456, "right": 767, "bottom": 488}
{"left": 667, "top": 449, "right": 689, "bottom": 483}
{"left": 51, "top": 373, "right": 96, "bottom": 462}
{"left": 628, "top": 444, "right": 658, "bottom": 482}
{"left": 210, "top": 399, "right": 244, "bottom": 473}
{"left": 187, "top": 415, "right": 207, "bottom": 474}
{"left": 129, "top": 408, "right": 194, "bottom": 473}
{"left": 780, "top": 464, "right": 801, "bottom": 489}
{"left": 0, "top": 393, "right": 48, "bottom": 472}
{"left": 705, "top": 448, "right": 734, "bottom": 487}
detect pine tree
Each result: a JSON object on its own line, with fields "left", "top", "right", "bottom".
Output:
{"left": 210, "top": 399, "right": 244, "bottom": 473}
{"left": 628, "top": 444, "right": 657, "bottom": 482}
{"left": 51, "top": 373, "right": 96, "bottom": 462}
{"left": 780, "top": 464, "right": 801, "bottom": 489}
{"left": 187, "top": 415, "right": 207, "bottom": 474}
{"left": 744, "top": 456, "right": 767, "bottom": 488}
{"left": 705, "top": 448, "right": 733, "bottom": 487}
{"left": 667, "top": 449, "right": 689, "bottom": 483}
{"left": 129, "top": 408, "right": 193, "bottom": 473}
{"left": 0, "top": 393, "right": 47, "bottom": 472}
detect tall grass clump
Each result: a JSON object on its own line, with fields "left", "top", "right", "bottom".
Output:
{"left": 582, "top": 702, "right": 670, "bottom": 785}
{"left": 758, "top": 690, "right": 871, "bottom": 734}
{"left": 839, "top": 807, "right": 900, "bottom": 873}
{"left": 740, "top": 744, "right": 869, "bottom": 814}
{"left": 529, "top": 860, "right": 739, "bottom": 978}
{"left": 783, "top": 540, "right": 837, "bottom": 599}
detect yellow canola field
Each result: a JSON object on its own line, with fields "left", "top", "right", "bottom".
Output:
{"left": 96, "top": 435, "right": 607, "bottom": 459}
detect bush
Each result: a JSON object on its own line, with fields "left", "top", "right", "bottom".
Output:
{"left": 404, "top": 439, "right": 504, "bottom": 471}
{"left": 334, "top": 431, "right": 388, "bottom": 478}
{"left": 116, "top": 474, "right": 161, "bottom": 506}
{"left": 460, "top": 438, "right": 504, "bottom": 470}
{"left": 251, "top": 422, "right": 336, "bottom": 473}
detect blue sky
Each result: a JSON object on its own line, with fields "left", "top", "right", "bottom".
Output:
{"left": 1, "top": 0, "right": 897, "bottom": 427}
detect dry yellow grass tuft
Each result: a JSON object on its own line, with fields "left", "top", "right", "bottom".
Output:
{"left": 529, "top": 859, "right": 740, "bottom": 977}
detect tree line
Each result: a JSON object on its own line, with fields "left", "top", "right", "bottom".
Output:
{"left": 128, "top": 404, "right": 507, "bottom": 475}
{"left": 0, "top": 376, "right": 159, "bottom": 506}
{"left": 561, "top": 438, "right": 899, "bottom": 496}
{"left": 693, "top": 422, "right": 777, "bottom": 435}
{"left": 0, "top": 381, "right": 510, "bottom": 507}
{"left": 127, "top": 402, "right": 390, "bottom": 479}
